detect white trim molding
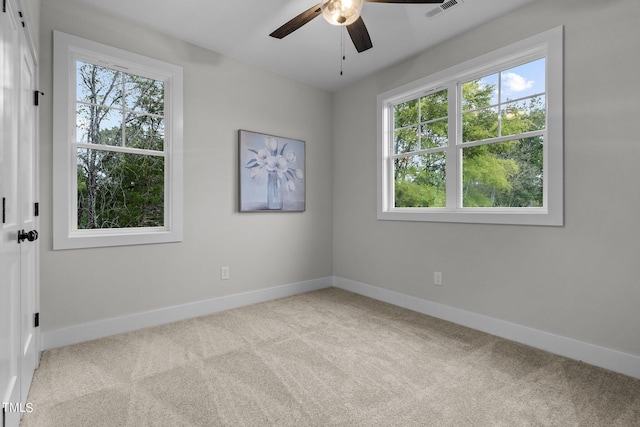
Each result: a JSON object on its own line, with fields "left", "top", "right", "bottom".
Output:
{"left": 52, "top": 31, "right": 184, "bottom": 249}
{"left": 43, "top": 277, "right": 332, "bottom": 349}
{"left": 377, "top": 26, "right": 563, "bottom": 226}
{"left": 334, "top": 276, "right": 640, "bottom": 380}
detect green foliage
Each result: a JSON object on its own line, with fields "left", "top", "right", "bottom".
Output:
{"left": 462, "top": 143, "right": 518, "bottom": 207}
{"left": 394, "top": 80, "right": 545, "bottom": 209}
{"left": 462, "top": 78, "right": 495, "bottom": 111}
{"left": 76, "top": 62, "right": 165, "bottom": 229}
{"left": 394, "top": 152, "right": 446, "bottom": 207}
{"left": 394, "top": 179, "right": 445, "bottom": 207}
{"left": 420, "top": 90, "right": 448, "bottom": 122}
{"left": 77, "top": 151, "right": 164, "bottom": 229}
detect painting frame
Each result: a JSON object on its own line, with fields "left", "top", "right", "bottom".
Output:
{"left": 238, "top": 129, "right": 306, "bottom": 212}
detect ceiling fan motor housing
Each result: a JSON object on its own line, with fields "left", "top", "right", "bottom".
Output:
{"left": 321, "top": 0, "right": 364, "bottom": 26}
{"left": 270, "top": 0, "right": 445, "bottom": 54}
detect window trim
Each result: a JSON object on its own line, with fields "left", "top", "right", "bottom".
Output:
{"left": 53, "top": 31, "right": 183, "bottom": 249}
{"left": 377, "top": 26, "right": 563, "bottom": 226}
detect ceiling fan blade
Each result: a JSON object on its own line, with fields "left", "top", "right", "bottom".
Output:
{"left": 365, "top": 0, "right": 444, "bottom": 3}
{"left": 347, "top": 17, "right": 373, "bottom": 53}
{"left": 269, "top": 3, "right": 323, "bottom": 39}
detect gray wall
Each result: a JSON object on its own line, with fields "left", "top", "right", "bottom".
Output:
{"left": 38, "top": 0, "right": 640, "bottom": 360}
{"left": 39, "top": 0, "right": 334, "bottom": 331}
{"left": 333, "top": 0, "right": 640, "bottom": 357}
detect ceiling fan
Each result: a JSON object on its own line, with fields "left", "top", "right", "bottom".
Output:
{"left": 270, "top": 0, "right": 445, "bottom": 53}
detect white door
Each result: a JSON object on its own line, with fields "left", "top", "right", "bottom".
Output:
{"left": 0, "top": 3, "right": 22, "bottom": 426}
{"left": 0, "top": 1, "right": 39, "bottom": 426}
{"left": 18, "top": 11, "right": 39, "bottom": 407}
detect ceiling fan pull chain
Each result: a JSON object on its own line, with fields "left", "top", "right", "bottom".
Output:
{"left": 340, "top": 25, "right": 345, "bottom": 76}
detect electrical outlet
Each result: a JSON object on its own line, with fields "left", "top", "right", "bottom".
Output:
{"left": 220, "top": 266, "right": 230, "bottom": 280}
{"left": 434, "top": 271, "right": 443, "bottom": 286}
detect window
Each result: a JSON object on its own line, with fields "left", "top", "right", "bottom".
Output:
{"left": 53, "top": 31, "right": 183, "bottom": 249}
{"left": 378, "top": 26, "right": 563, "bottom": 226}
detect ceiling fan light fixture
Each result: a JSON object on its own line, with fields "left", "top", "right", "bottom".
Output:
{"left": 321, "top": 0, "right": 364, "bottom": 26}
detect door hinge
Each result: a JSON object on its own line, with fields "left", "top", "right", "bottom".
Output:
{"left": 2, "top": 197, "right": 5, "bottom": 224}
{"left": 34, "top": 313, "right": 39, "bottom": 328}
{"left": 34, "top": 202, "right": 39, "bottom": 216}
{"left": 34, "top": 90, "right": 44, "bottom": 106}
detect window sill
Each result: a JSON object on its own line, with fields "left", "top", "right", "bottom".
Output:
{"left": 377, "top": 208, "right": 562, "bottom": 226}
{"left": 53, "top": 228, "right": 183, "bottom": 250}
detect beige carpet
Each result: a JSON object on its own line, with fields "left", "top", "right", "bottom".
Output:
{"left": 21, "top": 288, "right": 640, "bottom": 426}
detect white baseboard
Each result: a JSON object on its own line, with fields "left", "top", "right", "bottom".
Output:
{"left": 43, "top": 276, "right": 332, "bottom": 350}
{"left": 42, "top": 275, "right": 640, "bottom": 380}
{"left": 334, "top": 276, "right": 640, "bottom": 380}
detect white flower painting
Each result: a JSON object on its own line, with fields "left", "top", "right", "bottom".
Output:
{"left": 239, "top": 130, "right": 305, "bottom": 212}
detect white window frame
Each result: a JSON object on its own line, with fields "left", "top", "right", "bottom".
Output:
{"left": 53, "top": 31, "right": 183, "bottom": 249}
{"left": 377, "top": 26, "right": 563, "bottom": 226}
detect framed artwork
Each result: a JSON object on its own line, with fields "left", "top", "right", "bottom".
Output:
{"left": 239, "top": 130, "right": 305, "bottom": 212}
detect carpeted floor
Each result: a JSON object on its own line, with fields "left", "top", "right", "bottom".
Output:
{"left": 21, "top": 288, "right": 640, "bottom": 426}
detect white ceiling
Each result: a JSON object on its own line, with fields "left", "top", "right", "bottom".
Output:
{"left": 76, "top": 0, "right": 537, "bottom": 92}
